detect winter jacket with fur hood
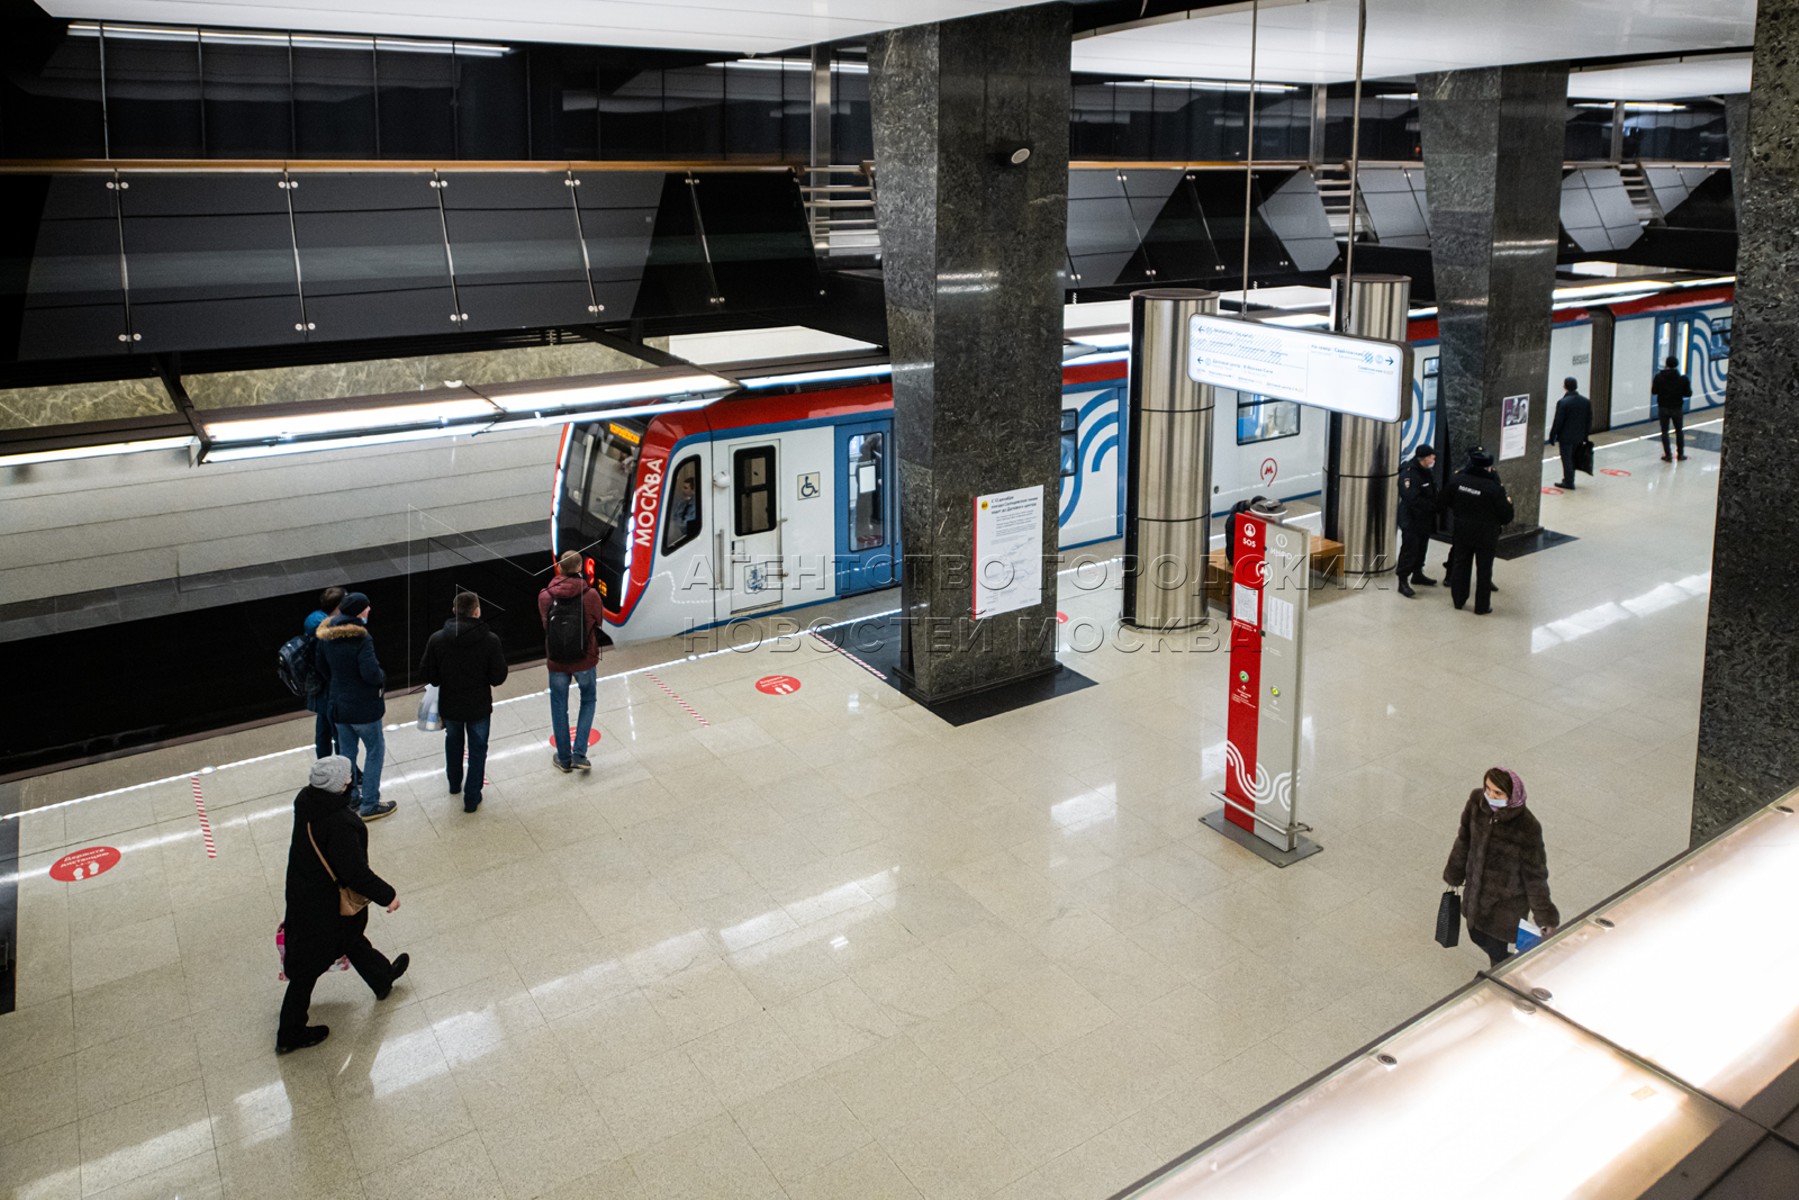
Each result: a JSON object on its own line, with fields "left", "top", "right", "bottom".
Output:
{"left": 315, "top": 616, "right": 386, "bottom": 724}
{"left": 1443, "top": 790, "right": 1560, "bottom": 941}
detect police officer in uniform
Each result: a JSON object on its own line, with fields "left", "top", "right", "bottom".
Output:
{"left": 1442, "top": 447, "right": 1515, "bottom": 615}
{"left": 1395, "top": 443, "right": 1439, "bottom": 598}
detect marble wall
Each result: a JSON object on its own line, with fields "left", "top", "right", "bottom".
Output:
{"left": 869, "top": 2, "right": 1072, "bottom": 702}
{"left": 182, "top": 341, "right": 654, "bottom": 410}
{"left": 1418, "top": 63, "right": 1569, "bottom": 533}
{"left": 1693, "top": 0, "right": 1799, "bottom": 844}
{"left": 0, "top": 376, "right": 174, "bottom": 430}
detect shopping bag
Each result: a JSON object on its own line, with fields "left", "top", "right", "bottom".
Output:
{"left": 1435, "top": 890, "right": 1461, "bottom": 948}
{"left": 275, "top": 922, "right": 351, "bottom": 982}
{"left": 1515, "top": 918, "right": 1543, "bottom": 953}
{"left": 417, "top": 684, "right": 443, "bottom": 732}
{"left": 1575, "top": 440, "right": 1595, "bottom": 476}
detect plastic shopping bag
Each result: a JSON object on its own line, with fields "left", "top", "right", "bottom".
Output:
{"left": 1515, "top": 918, "right": 1544, "bottom": 953}
{"left": 275, "top": 922, "right": 351, "bottom": 982}
{"left": 417, "top": 684, "right": 443, "bottom": 733}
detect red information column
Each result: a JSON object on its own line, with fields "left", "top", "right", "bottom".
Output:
{"left": 1223, "top": 514, "right": 1267, "bottom": 833}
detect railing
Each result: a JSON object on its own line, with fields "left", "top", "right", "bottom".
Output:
{"left": 801, "top": 164, "right": 880, "bottom": 264}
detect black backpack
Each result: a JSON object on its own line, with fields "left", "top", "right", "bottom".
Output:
{"left": 546, "top": 590, "right": 589, "bottom": 662}
{"left": 277, "top": 633, "right": 315, "bottom": 698}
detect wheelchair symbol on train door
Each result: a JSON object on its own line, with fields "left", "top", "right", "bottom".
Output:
{"left": 798, "top": 472, "right": 821, "bottom": 500}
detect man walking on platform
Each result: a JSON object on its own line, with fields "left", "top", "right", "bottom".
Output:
{"left": 1442, "top": 448, "right": 1515, "bottom": 616}
{"left": 1396, "top": 443, "right": 1439, "bottom": 598}
{"left": 540, "top": 552, "right": 604, "bottom": 773}
{"left": 1652, "top": 356, "right": 1692, "bottom": 461}
{"left": 315, "top": 592, "right": 396, "bottom": 821}
{"left": 1548, "top": 377, "right": 1592, "bottom": 490}
{"left": 421, "top": 592, "right": 508, "bottom": 813}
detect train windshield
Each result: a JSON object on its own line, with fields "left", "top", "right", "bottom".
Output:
{"left": 565, "top": 422, "right": 644, "bottom": 543}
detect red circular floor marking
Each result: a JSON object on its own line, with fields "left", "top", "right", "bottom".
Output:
{"left": 547, "top": 728, "right": 602, "bottom": 749}
{"left": 1541, "top": 486, "right": 1564, "bottom": 495}
{"left": 1056, "top": 611, "right": 1069, "bottom": 624}
{"left": 756, "top": 675, "right": 802, "bottom": 696}
{"left": 50, "top": 846, "right": 121, "bottom": 883}
{"left": 1601, "top": 468, "right": 1632, "bottom": 477}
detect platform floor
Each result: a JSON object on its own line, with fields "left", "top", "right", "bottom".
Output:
{"left": 0, "top": 421, "right": 1719, "bottom": 1200}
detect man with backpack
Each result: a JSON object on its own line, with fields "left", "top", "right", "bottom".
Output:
{"left": 297, "top": 587, "right": 345, "bottom": 759}
{"left": 315, "top": 593, "right": 396, "bottom": 821}
{"left": 539, "top": 552, "right": 604, "bottom": 773}
{"left": 1652, "top": 355, "right": 1692, "bottom": 462}
{"left": 421, "top": 591, "right": 509, "bottom": 813}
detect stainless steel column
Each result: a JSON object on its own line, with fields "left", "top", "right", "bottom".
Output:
{"left": 1326, "top": 273, "right": 1412, "bottom": 576}
{"left": 1123, "top": 288, "right": 1217, "bottom": 630}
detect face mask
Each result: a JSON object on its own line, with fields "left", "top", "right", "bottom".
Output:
{"left": 1486, "top": 795, "right": 1508, "bottom": 809}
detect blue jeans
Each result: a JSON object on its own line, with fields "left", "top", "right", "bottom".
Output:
{"left": 445, "top": 717, "right": 491, "bottom": 808}
{"left": 549, "top": 667, "right": 597, "bottom": 766}
{"left": 334, "top": 720, "right": 385, "bottom": 813}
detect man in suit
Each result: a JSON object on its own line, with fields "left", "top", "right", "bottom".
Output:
{"left": 1651, "top": 356, "right": 1693, "bottom": 462}
{"left": 1547, "top": 377, "right": 1592, "bottom": 491}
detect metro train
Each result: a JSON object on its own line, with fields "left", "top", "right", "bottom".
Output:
{"left": 554, "top": 283, "right": 1732, "bottom": 643}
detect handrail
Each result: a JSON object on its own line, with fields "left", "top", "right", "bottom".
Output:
{"left": 0, "top": 158, "right": 805, "bottom": 175}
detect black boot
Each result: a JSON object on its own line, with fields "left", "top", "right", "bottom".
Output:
{"left": 1411, "top": 574, "right": 1438, "bottom": 587}
{"left": 276, "top": 1025, "right": 330, "bottom": 1055}
{"left": 1398, "top": 580, "right": 1417, "bottom": 598}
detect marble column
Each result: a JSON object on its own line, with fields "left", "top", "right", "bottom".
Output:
{"left": 1724, "top": 91, "right": 1751, "bottom": 218}
{"left": 1417, "top": 63, "right": 1569, "bottom": 534}
{"left": 868, "top": 3, "right": 1072, "bottom": 702}
{"left": 1692, "top": 1, "right": 1799, "bottom": 844}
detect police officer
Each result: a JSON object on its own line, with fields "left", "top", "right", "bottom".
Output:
{"left": 1548, "top": 377, "right": 1592, "bottom": 490}
{"left": 1395, "top": 443, "right": 1439, "bottom": 598}
{"left": 1442, "top": 447, "right": 1515, "bottom": 615}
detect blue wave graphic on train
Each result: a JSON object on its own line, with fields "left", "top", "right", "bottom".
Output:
{"left": 1059, "top": 386, "right": 1122, "bottom": 526}
{"left": 1689, "top": 312, "right": 1730, "bottom": 408}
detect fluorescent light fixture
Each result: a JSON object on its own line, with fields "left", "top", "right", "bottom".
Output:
{"left": 1068, "top": 331, "right": 1132, "bottom": 350}
{"left": 0, "top": 435, "right": 195, "bottom": 468}
{"left": 1260, "top": 313, "right": 1333, "bottom": 329}
{"left": 1116, "top": 79, "right": 1300, "bottom": 93}
{"left": 1554, "top": 291, "right": 1657, "bottom": 311}
{"left": 68, "top": 21, "right": 507, "bottom": 55}
{"left": 201, "top": 397, "right": 495, "bottom": 443}
{"left": 719, "top": 57, "right": 867, "bottom": 74}
{"left": 1408, "top": 306, "right": 1438, "bottom": 319}
{"left": 201, "top": 426, "right": 477, "bottom": 462}
{"left": 483, "top": 371, "right": 729, "bottom": 415}
{"left": 1574, "top": 101, "right": 1686, "bottom": 112}
{"left": 737, "top": 364, "right": 892, "bottom": 388}
{"left": 495, "top": 395, "right": 717, "bottom": 429}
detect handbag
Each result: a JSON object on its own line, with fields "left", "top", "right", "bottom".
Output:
{"left": 308, "top": 822, "right": 370, "bottom": 917}
{"left": 417, "top": 683, "right": 443, "bottom": 732}
{"left": 1435, "top": 889, "right": 1461, "bottom": 948}
{"left": 1575, "top": 439, "right": 1595, "bottom": 476}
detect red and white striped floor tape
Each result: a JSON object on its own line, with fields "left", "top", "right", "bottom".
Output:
{"left": 645, "top": 672, "right": 710, "bottom": 727}
{"left": 189, "top": 774, "right": 217, "bottom": 858}
{"left": 810, "top": 631, "right": 889, "bottom": 681}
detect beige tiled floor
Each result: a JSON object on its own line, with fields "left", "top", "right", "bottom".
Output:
{"left": 0, "top": 423, "right": 1718, "bottom": 1198}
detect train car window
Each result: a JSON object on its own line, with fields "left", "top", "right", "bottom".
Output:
{"left": 734, "top": 446, "right": 777, "bottom": 536}
{"left": 1713, "top": 315, "right": 1732, "bottom": 358}
{"left": 1421, "top": 355, "right": 1439, "bottom": 412}
{"left": 664, "top": 456, "right": 703, "bottom": 554}
{"left": 1236, "top": 393, "right": 1301, "bottom": 444}
{"left": 1060, "top": 409, "right": 1079, "bottom": 477}
{"left": 848, "top": 432, "right": 886, "bottom": 550}
{"left": 580, "top": 424, "right": 641, "bottom": 537}
{"left": 1656, "top": 319, "right": 1693, "bottom": 376}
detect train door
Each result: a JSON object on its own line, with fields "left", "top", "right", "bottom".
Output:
{"left": 1656, "top": 316, "right": 1694, "bottom": 377}
{"left": 835, "top": 418, "right": 897, "bottom": 594}
{"left": 724, "top": 440, "right": 784, "bottom": 613}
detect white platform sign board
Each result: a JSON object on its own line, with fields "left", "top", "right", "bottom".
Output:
{"left": 1187, "top": 314, "right": 1410, "bottom": 422}
{"left": 1500, "top": 393, "right": 1530, "bottom": 461}
{"left": 973, "top": 485, "right": 1044, "bottom": 620}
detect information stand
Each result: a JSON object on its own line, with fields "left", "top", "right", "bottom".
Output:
{"left": 1204, "top": 506, "right": 1322, "bottom": 866}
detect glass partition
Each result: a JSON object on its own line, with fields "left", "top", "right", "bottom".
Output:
{"left": 0, "top": 175, "right": 131, "bottom": 361}
{"left": 440, "top": 173, "right": 593, "bottom": 331}
{"left": 289, "top": 172, "right": 458, "bottom": 341}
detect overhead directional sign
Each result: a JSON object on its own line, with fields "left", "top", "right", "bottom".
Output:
{"left": 1187, "top": 314, "right": 1411, "bottom": 422}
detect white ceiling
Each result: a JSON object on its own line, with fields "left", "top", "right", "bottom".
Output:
{"left": 1568, "top": 54, "right": 1752, "bottom": 99}
{"left": 38, "top": 0, "right": 1038, "bottom": 54}
{"left": 1073, "top": 0, "right": 1756, "bottom": 87}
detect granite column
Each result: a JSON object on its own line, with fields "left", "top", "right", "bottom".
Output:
{"left": 1417, "top": 63, "right": 1569, "bottom": 534}
{"left": 1692, "top": 1, "right": 1799, "bottom": 843}
{"left": 868, "top": 4, "right": 1072, "bottom": 701}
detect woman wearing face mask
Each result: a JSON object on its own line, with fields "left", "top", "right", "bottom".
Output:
{"left": 1443, "top": 767, "right": 1559, "bottom": 965}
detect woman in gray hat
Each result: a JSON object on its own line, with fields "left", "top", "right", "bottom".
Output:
{"left": 277, "top": 755, "right": 409, "bottom": 1053}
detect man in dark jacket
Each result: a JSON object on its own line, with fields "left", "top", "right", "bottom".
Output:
{"left": 539, "top": 552, "right": 605, "bottom": 773}
{"left": 1547, "top": 377, "right": 1592, "bottom": 490}
{"left": 302, "top": 586, "right": 345, "bottom": 759}
{"left": 1651, "top": 355, "right": 1692, "bottom": 462}
{"left": 278, "top": 755, "right": 407, "bottom": 1053}
{"left": 314, "top": 592, "right": 395, "bottom": 820}
{"left": 421, "top": 591, "right": 509, "bottom": 813}
{"left": 1443, "top": 766, "right": 1559, "bottom": 966}
{"left": 1441, "top": 448, "right": 1515, "bottom": 615}
{"left": 1395, "top": 444, "right": 1439, "bottom": 598}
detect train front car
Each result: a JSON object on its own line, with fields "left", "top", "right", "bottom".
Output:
{"left": 552, "top": 417, "right": 652, "bottom": 618}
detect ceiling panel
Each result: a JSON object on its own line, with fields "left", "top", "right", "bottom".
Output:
{"left": 1075, "top": 0, "right": 1756, "bottom": 86}
{"left": 40, "top": 0, "right": 1039, "bottom": 54}
{"left": 1569, "top": 54, "right": 1752, "bottom": 99}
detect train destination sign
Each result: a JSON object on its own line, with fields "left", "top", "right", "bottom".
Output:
{"left": 1187, "top": 314, "right": 1410, "bottom": 422}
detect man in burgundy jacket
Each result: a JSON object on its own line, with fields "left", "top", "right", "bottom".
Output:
{"left": 539, "top": 551, "right": 605, "bottom": 771}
